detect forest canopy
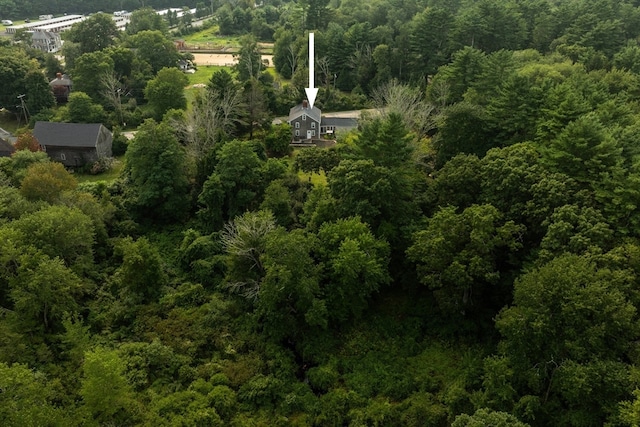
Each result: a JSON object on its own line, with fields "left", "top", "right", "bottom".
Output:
{"left": 4, "top": 0, "right": 640, "bottom": 426}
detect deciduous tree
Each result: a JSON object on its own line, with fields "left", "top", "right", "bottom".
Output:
{"left": 123, "top": 119, "right": 190, "bottom": 222}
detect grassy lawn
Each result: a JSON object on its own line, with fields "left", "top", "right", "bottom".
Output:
{"left": 184, "top": 65, "right": 234, "bottom": 105}
{"left": 180, "top": 25, "right": 243, "bottom": 50}
{"left": 75, "top": 157, "right": 124, "bottom": 183}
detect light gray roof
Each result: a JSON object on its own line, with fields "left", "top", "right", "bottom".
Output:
{"left": 33, "top": 122, "right": 107, "bottom": 148}
{"left": 0, "top": 138, "right": 14, "bottom": 155}
{"left": 321, "top": 117, "right": 358, "bottom": 128}
{"left": 288, "top": 102, "right": 321, "bottom": 123}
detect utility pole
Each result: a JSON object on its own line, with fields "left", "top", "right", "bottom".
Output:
{"left": 17, "top": 94, "right": 29, "bottom": 124}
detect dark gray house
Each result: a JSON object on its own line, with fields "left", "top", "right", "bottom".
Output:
{"left": 0, "top": 138, "right": 15, "bottom": 157}
{"left": 33, "top": 122, "right": 113, "bottom": 167}
{"left": 288, "top": 101, "right": 360, "bottom": 143}
{"left": 288, "top": 100, "right": 322, "bottom": 142}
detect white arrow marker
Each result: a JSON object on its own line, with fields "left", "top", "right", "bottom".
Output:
{"left": 305, "top": 32, "right": 318, "bottom": 109}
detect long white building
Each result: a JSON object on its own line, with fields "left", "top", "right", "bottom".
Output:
{"left": 5, "top": 14, "right": 86, "bottom": 34}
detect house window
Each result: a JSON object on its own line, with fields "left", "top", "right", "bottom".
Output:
{"left": 60, "top": 153, "right": 66, "bottom": 161}
{"left": 311, "top": 122, "right": 315, "bottom": 129}
{"left": 295, "top": 122, "right": 300, "bottom": 128}
{"left": 311, "top": 130, "right": 315, "bottom": 136}
{"left": 295, "top": 130, "right": 300, "bottom": 136}
{"left": 302, "top": 114, "right": 306, "bottom": 121}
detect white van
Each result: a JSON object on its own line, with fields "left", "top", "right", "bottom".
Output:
{"left": 1, "top": 20, "right": 13, "bottom": 25}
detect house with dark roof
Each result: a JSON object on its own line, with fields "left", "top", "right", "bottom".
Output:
{"left": 33, "top": 122, "right": 113, "bottom": 167}
{"left": 49, "top": 73, "right": 72, "bottom": 103}
{"left": 287, "top": 101, "right": 360, "bottom": 143}
{"left": 0, "top": 138, "right": 15, "bottom": 157}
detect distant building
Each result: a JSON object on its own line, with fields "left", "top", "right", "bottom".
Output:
{"left": 287, "top": 100, "right": 360, "bottom": 143}
{"left": 49, "top": 73, "right": 72, "bottom": 104}
{"left": 33, "top": 122, "right": 112, "bottom": 167}
{"left": 31, "top": 30, "right": 62, "bottom": 53}
{"left": 5, "top": 15, "right": 86, "bottom": 34}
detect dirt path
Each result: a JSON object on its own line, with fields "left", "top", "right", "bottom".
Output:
{"left": 191, "top": 53, "right": 274, "bottom": 67}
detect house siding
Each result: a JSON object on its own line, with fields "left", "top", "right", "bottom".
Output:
{"left": 45, "top": 147, "right": 99, "bottom": 167}
{"left": 290, "top": 116, "right": 320, "bottom": 142}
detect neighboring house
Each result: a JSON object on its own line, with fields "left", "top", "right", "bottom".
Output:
{"left": 31, "top": 30, "right": 62, "bottom": 53}
{"left": 49, "top": 73, "right": 72, "bottom": 103}
{"left": 288, "top": 100, "right": 322, "bottom": 142}
{"left": 33, "top": 122, "right": 113, "bottom": 167}
{"left": 0, "top": 138, "right": 14, "bottom": 157}
{"left": 287, "top": 100, "right": 360, "bottom": 143}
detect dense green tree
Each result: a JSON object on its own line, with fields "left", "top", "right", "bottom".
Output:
{"left": 128, "top": 30, "right": 180, "bottom": 74}
{"left": 65, "top": 91, "right": 107, "bottom": 123}
{"left": 22, "top": 69, "right": 55, "bottom": 115}
{"left": 144, "top": 67, "right": 189, "bottom": 120}
{"left": 408, "top": 7, "right": 454, "bottom": 78}
{"left": 0, "top": 46, "right": 49, "bottom": 115}
{"left": 273, "top": 28, "right": 298, "bottom": 79}
{"left": 72, "top": 50, "right": 115, "bottom": 102}
{"left": 64, "top": 13, "right": 118, "bottom": 54}
{"left": 114, "top": 237, "right": 167, "bottom": 303}
{"left": 0, "top": 363, "right": 76, "bottom": 426}
{"left": 10, "top": 254, "right": 85, "bottom": 332}
{"left": 123, "top": 119, "right": 191, "bottom": 222}
{"left": 300, "top": 0, "right": 331, "bottom": 30}
{"left": 408, "top": 204, "right": 525, "bottom": 319}
{"left": 449, "top": 0, "right": 527, "bottom": 53}
{"left": 235, "top": 35, "right": 264, "bottom": 83}
{"left": 542, "top": 113, "right": 623, "bottom": 185}
{"left": 126, "top": 7, "right": 169, "bottom": 35}
{"left": 315, "top": 217, "right": 390, "bottom": 323}
{"left": 264, "top": 123, "right": 292, "bottom": 157}
{"left": 19, "top": 161, "right": 77, "bottom": 204}
{"left": 198, "top": 140, "right": 274, "bottom": 223}
{"left": 433, "top": 102, "right": 493, "bottom": 166}
{"left": 495, "top": 254, "right": 638, "bottom": 425}
{"left": 9, "top": 204, "right": 95, "bottom": 271}
{"left": 355, "top": 113, "right": 413, "bottom": 168}
{"left": 0, "top": 150, "right": 48, "bottom": 186}
{"left": 294, "top": 146, "right": 341, "bottom": 174}
{"left": 426, "top": 153, "right": 482, "bottom": 212}
{"left": 257, "top": 227, "right": 325, "bottom": 341}
{"left": 452, "top": 408, "right": 529, "bottom": 427}
{"left": 81, "top": 347, "right": 135, "bottom": 424}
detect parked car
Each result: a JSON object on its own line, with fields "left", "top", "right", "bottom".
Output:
{"left": 1, "top": 20, "right": 13, "bottom": 25}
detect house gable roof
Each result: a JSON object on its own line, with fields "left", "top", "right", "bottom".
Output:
{"left": 0, "top": 137, "right": 15, "bottom": 155}
{"left": 288, "top": 103, "right": 321, "bottom": 123}
{"left": 33, "top": 122, "right": 107, "bottom": 148}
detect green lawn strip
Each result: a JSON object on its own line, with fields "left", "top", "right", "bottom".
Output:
{"left": 74, "top": 156, "right": 124, "bottom": 183}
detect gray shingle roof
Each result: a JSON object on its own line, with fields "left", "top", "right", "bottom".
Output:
{"left": 33, "top": 122, "right": 104, "bottom": 148}
{"left": 288, "top": 103, "right": 321, "bottom": 123}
